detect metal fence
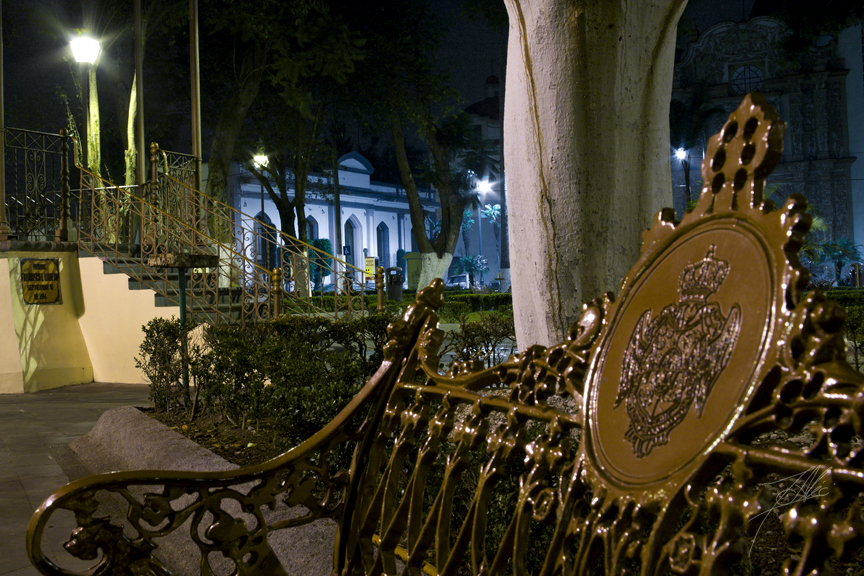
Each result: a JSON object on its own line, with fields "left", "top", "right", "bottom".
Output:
{"left": 2, "top": 127, "right": 76, "bottom": 242}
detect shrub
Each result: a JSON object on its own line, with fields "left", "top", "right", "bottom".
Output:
{"left": 438, "top": 301, "right": 471, "bottom": 323}
{"left": 138, "top": 311, "right": 400, "bottom": 450}
{"left": 441, "top": 307, "right": 517, "bottom": 369}
{"left": 135, "top": 317, "right": 197, "bottom": 417}
{"left": 826, "top": 289, "right": 864, "bottom": 310}
{"left": 845, "top": 306, "right": 864, "bottom": 372}
{"left": 445, "top": 293, "right": 512, "bottom": 312}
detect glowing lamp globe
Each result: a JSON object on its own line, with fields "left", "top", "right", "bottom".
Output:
{"left": 71, "top": 37, "right": 100, "bottom": 64}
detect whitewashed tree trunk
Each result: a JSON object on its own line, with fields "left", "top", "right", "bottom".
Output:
{"left": 418, "top": 252, "right": 454, "bottom": 291}
{"left": 503, "top": 0, "right": 687, "bottom": 347}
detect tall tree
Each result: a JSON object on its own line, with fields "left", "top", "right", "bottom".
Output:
{"left": 503, "top": 0, "right": 688, "bottom": 347}
{"left": 347, "top": 0, "right": 491, "bottom": 287}
{"left": 245, "top": 96, "right": 327, "bottom": 246}
{"left": 201, "top": 0, "right": 360, "bottom": 241}
{"left": 243, "top": 6, "right": 362, "bottom": 246}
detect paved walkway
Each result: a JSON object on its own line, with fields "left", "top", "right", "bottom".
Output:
{"left": 0, "top": 383, "right": 151, "bottom": 576}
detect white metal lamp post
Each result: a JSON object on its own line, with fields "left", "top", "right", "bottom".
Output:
{"left": 71, "top": 35, "right": 101, "bottom": 177}
{"left": 476, "top": 177, "right": 492, "bottom": 285}
{"left": 253, "top": 154, "right": 268, "bottom": 218}
{"left": 675, "top": 147, "right": 691, "bottom": 208}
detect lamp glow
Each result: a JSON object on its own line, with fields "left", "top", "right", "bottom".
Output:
{"left": 71, "top": 37, "right": 100, "bottom": 64}
{"left": 253, "top": 154, "right": 269, "bottom": 168}
{"left": 675, "top": 148, "right": 687, "bottom": 161}
{"left": 478, "top": 179, "right": 493, "bottom": 194}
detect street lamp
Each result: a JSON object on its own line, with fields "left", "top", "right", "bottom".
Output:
{"left": 476, "top": 178, "right": 492, "bottom": 285}
{"left": 71, "top": 35, "right": 101, "bottom": 177}
{"left": 675, "top": 147, "right": 691, "bottom": 209}
{"left": 252, "top": 154, "right": 269, "bottom": 269}
{"left": 253, "top": 154, "right": 268, "bottom": 218}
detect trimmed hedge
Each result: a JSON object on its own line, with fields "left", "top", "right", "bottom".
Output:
{"left": 825, "top": 289, "right": 864, "bottom": 310}
{"left": 845, "top": 306, "right": 864, "bottom": 372}
{"left": 444, "top": 293, "right": 512, "bottom": 312}
{"left": 137, "top": 311, "right": 399, "bottom": 451}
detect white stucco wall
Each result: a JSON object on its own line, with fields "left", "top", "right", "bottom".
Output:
{"left": 77, "top": 257, "right": 178, "bottom": 384}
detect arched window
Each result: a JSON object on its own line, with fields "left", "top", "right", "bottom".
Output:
{"left": 306, "top": 216, "right": 318, "bottom": 241}
{"left": 344, "top": 219, "right": 356, "bottom": 268}
{"left": 377, "top": 222, "right": 390, "bottom": 268}
{"left": 255, "top": 212, "right": 277, "bottom": 271}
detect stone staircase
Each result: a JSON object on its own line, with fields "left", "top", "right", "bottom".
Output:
{"left": 78, "top": 245, "right": 249, "bottom": 325}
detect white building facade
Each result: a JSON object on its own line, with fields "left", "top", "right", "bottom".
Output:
{"left": 228, "top": 152, "right": 439, "bottom": 282}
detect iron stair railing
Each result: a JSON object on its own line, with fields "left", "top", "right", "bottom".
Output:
{"left": 2, "top": 127, "right": 375, "bottom": 323}
{"left": 150, "top": 143, "right": 373, "bottom": 321}
{"left": 1, "top": 127, "right": 75, "bottom": 242}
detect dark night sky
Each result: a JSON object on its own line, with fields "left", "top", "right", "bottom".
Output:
{"left": 1, "top": 0, "right": 768, "bottom": 158}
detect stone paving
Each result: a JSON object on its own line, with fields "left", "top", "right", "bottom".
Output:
{"left": 0, "top": 383, "right": 150, "bottom": 576}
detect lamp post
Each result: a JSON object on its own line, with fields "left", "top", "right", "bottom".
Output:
{"left": 70, "top": 35, "right": 101, "bottom": 178}
{"left": 253, "top": 154, "right": 268, "bottom": 269}
{"left": 253, "top": 154, "right": 268, "bottom": 218}
{"left": 675, "top": 148, "right": 691, "bottom": 209}
{"left": 477, "top": 177, "right": 492, "bottom": 285}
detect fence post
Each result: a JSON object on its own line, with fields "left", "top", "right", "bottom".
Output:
{"left": 55, "top": 129, "right": 70, "bottom": 242}
{"left": 149, "top": 142, "right": 159, "bottom": 205}
{"left": 376, "top": 266, "right": 385, "bottom": 312}
{"left": 142, "top": 142, "right": 160, "bottom": 252}
{"left": 271, "top": 267, "right": 282, "bottom": 319}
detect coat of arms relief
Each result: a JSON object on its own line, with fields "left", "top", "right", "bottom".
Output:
{"left": 615, "top": 245, "right": 741, "bottom": 457}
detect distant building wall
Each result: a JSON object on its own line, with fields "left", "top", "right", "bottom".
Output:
{"left": 674, "top": 17, "right": 861, "bottom": 243}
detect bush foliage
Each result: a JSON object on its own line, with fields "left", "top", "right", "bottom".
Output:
{"left": 138, "top": 310, "right": 399, "bottom": 450}
{"left": 138, "top": 301, "right": 516, "bottom": 450}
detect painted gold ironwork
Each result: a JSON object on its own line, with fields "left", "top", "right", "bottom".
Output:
{"left": 151, "top": 143, "right": 372, "bottom": 319}
{"left": 78, "top": 141, "right": 370, "bottom": 324}
{"left": 27, "top": 94, "right": 864, "bottom": 575}
{"left": 3, "top": 128, "right": 376, "bottom": 322}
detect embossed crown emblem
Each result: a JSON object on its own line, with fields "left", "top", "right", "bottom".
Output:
{"left": 678, "top": 246, "right": 730, "bottom": 301}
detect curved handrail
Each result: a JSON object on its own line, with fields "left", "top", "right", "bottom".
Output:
{"left": 161, "top": 170, "right": 367, "bottom": 278}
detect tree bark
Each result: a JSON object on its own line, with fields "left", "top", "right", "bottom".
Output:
{"left": 124, "top": 72, "right": 138, "bottom": 187}
{"left": 503, "top": 0, "right": 686, "bottom": 347}
{"left": 392, "top": 112, "right": 466, "bottom": 288}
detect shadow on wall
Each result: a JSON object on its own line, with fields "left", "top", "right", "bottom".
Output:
{"left": 1, "top": 250, "right": 93, "bottom": 393}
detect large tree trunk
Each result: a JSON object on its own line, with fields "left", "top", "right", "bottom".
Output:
{"left": 503, "top": 0, "right": 686, "bottom": 347}
{"left": 204, "top": 39, "right": 268, "bottom": 241}
{"left": 392, "top": 112, "right": 467, "bottom": 285}
{"left": 418, "top": 252, "right": 454, "bottom": 290}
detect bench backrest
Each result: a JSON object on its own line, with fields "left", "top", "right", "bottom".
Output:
{"left": 27, "top": 94, "right": 864, "bottom": 576}
{"left": 334, "top": 93, "right": 864, "bottom": 575}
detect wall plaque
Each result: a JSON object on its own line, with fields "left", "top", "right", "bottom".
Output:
{"left": 21, "top": 259, "right": 61, "bottom": 305}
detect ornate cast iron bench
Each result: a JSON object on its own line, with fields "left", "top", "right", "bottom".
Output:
{"left": 27, "top": 94, "right": 864, "bottom": 575}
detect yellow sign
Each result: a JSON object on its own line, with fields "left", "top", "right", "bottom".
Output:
{"left": 21, "top": 259, "right": 61, "bottom": 305}
{"left": 365, "top": 257, "right": 377, "bottom": 278}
